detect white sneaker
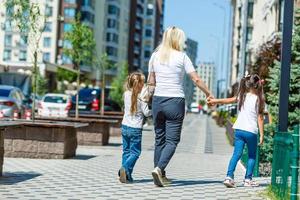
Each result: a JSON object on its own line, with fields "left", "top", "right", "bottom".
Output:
{"left": 151, "top": 167, "right": 164, "bottom": 187}
{"left": 223, "top": 177, "right": 235, "bottom": 188}
{"left": 244, "top": 179, "right": 259, "bottom": 187}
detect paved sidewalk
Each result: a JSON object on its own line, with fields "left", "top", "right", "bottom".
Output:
{"left": 0, "top": 114, "right": 269, "bottom": 199}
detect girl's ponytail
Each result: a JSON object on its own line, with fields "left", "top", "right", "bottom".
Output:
{"left": 130, "top": 79, "right": 139, "bottom": 114}
{"left": 257, "top": 80, "right": 265, "bottom": 115}
{"left": 126, "top": 72, "right": 145, "bottom": 115}
{"left": 238, "top": 77, "right": 247, "bottom": 111}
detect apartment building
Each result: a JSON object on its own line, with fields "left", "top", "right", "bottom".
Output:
{"left": 194, "top": 62, "right": 216, "bottom": 103}
{"left": 0, "top": 0, "right": 164, "bottom": 89}
{"left": 184, "top": 38, "right": 198, "bottom": 107}
{"left": 229, "top": 0, "right": 300, "bottom": 94}
{"left": 0, "top": 0, "right": 60, "bottom": 74}
{"left": 128, "top": 0, "right": 164, "bottom": 73}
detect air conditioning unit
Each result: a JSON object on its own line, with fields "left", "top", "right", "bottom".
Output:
{"left": 14, "top": 52, "right": 18, "bottom": 57}
{"left": 58, "top": 16, "right": 64, "bottom": 21}
{"left": 58, "top": 40, "right": 63, "bottom": 47}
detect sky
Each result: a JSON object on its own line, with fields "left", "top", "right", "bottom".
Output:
{"left": 164, "top": 0, "right": 231, "bottom": 80}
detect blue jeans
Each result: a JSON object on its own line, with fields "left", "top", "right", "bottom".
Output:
{"left": 121, "top": 125, "right": 142, "bottom": 178}
{"left": 227, "top": 129, "right": 257, "bottom": 180}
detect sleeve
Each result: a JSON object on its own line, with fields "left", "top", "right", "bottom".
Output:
{"left": 183, "top": 54, "right": 196, "bottom": 74}
{"left": 140, "top": 100, "right": 152, "bottom": 117}
{"left": 148, "top": 53, "right": 156, "bottom": 73}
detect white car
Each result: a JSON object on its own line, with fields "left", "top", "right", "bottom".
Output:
{"left": 190, "top": 102, "right": 200, "bottom": 113}
{"left": 38, "top": 94, "right": 71, "bottom": 118}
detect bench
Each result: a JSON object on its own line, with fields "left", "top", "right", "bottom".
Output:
{"left": 69, "top": 114, "right": 123, "bottom": 137}
{"left": 36, "top": 117, "right": 118, "bottom": 146}
{"left": 3, "top": 120, "right": 88, "bottom": 159}
{"left": 0, "top": 122, "right": 23, "bottom": 176}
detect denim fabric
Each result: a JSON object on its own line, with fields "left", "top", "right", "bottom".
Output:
{"left": 152, "top": 96, "right": 185, "bottom": 172}
{"left": 121, "top": 125, "right": 142, "bottom": 178}
{"left": 227, "top": 129, "right": 258, "bottom": 180}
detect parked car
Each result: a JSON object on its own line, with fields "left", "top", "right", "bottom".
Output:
{"left": 38, "top": 93, "right": 71, "bottom": 118}
{"left": 0, "top": 85, "right": 30, "bottom": 118}
{"left": 68, "top": 88, "right": 121, "bottom": 116}
{"left": 190, "top": 102, "right": 200, "bottom": 113}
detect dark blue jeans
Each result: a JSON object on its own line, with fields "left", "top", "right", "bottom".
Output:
{"left": 152, "top": 96, "right": 185, "bottom": 173}
{"left": 227, "top": 129, "right": 258, "bottom": 180}
{"left": 121, "top": 125, "right": 142, "bottom": 178}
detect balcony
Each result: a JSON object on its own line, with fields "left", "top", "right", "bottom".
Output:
{"left": 134, "top": 34, "right": 140, "bottom": 42}
{"left": 134, "top": 47, "right": 140, "bottom": 55}
{"left": 135, "top": 23, "right": 142, "bottom": 30}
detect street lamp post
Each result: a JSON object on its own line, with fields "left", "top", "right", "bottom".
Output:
{"left": 278, "top": 0, "right": 294, "bottom": 132}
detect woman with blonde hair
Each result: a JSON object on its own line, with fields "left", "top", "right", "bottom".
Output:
{"left": 148, "top": 26, "right": 213, "bottom": 187}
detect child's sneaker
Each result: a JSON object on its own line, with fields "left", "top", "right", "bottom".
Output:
{"left": 119, "top": 167, "right": 127, "bottom": 183}
{"left": 244, "top": 179, "right": 259, "bottom": 187}
{"left": 223, "top": 177, "right": 235, "bottom": 188}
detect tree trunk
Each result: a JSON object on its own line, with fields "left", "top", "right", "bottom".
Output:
{"left": 32, "top": 50, "right": 38, "bottom": 122}
{"left": 75, "top": 68, "right": 80, "bottom": 119}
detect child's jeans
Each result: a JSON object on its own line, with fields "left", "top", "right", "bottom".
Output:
{"left": 121, "top": 125, "right": 142, "bottom": 178}
{"left": 227, "top": 129, "right": 257, "bottom": 180}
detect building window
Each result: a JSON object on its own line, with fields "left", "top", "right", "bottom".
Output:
{"left": 106, "top": 46, "right": 118, "bottom": 57}
{"left": 19, "top": 50, "right": 27, "bottom": 61}
{"left": 4, "top": 20, "right": 12, "bottom": 31}
{"left": 82, "top": 0, "right": 95, "bottom": 8}
{"left": 145, "top": 29, "right": 152, "bottom": 37}
{"left": 246, "top": 27, "right": 253, "bottom": 42}
{"left": 64, "top": 8, "right": 76, "bottom": 18}
{"left": 43, "top": 37, "right": 51, "bottom": 48}
{"left": 43, "top": 52, "right": 51, "bottom": 62}
{"left": 4, "top": 35, "right": 12, "bottom": 47}
{"left": 144, "top": 50, "right": 151, "bottom": 58}
{"left": 147, "top": 4, "right": 154, "bottom": 15}
{"left": 82, "top": 11, "right": 95, "bottom": 23}
{"left": 106, "top": 33, "right": 119, "bottom": 43}
{"left": 63, "top": 40, "right": 72, "bottom": 48}
{"left": 62, "top": 54, "right": 72, "bottom": 64}
{"left": 63, "top": 23, "right": 72, "bottom": 32}
{"left": 108, "top": 5, "right": 120, "bottom": 16}
{"left": 248, "top": 2, "right": 254, "bottom": 19}
{"left": 45, "top": 6, "right": 53, "bottom": 17}
{"left": 45, "top": 22, "right": 52, "bottom": 32}
{"left": 107, "top": 18, "right": 119, "bottom": 29}
{"left": 20, "top": 36, "right": 28, "bottom": 46}
{"left": 3, "top": 50, "right": 11, "bottom": 61}
{"left": 64, "top": 0, "right": 76, "bottom": 4}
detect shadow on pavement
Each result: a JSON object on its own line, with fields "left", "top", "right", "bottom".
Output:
{"left": 171, "top": 179, "right": 223, "bottom": 187}
{"left": 134, "top": 179, "right": 153, "bottom": 183}
{"left": 0, "top": 172, "right": 41, "bottom": 185}
{"left": 106, "top": 143, "right": 122, "bottom": 147}
{"left": 72, "top": 154, "right": 97, "bottom": 160}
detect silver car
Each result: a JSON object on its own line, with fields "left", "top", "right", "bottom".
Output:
{"left": 0, "top": 85, "right": 27, "bottom": 118}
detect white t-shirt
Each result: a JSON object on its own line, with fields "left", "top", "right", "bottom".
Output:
{"left": 148, "top": 51, "right": 196, "bottom": 98}
{"left": 233, "top": 93, "right": 259, "bottom": 134}
{"left": 122, "top": 91, "right": 152, "bottom": 129}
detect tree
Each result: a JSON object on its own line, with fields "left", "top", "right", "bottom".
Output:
{"left": 5, "top": 0, "right": 47, "bottom": 120}
{"left": 63, "top": 14, "right": 96, "bottom": 118}
{"left": 267, "top": 9, "right": 300, "bottom": 128}
{"left": 110, "top": 63, "right": 128, "bottom": 108}
{"left": 94, "top": 53, "right": 114, "bottom": 115}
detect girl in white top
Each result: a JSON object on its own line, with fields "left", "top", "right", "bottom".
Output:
{"left": 119, "top": 72, "right": 151, "bottom": 183}
{"left": 208, "top": 74, "right": 265, "bottom": 188}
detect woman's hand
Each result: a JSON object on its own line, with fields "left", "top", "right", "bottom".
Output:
{"left": 207, "top": 96, "right": 216, "bottom": 106}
